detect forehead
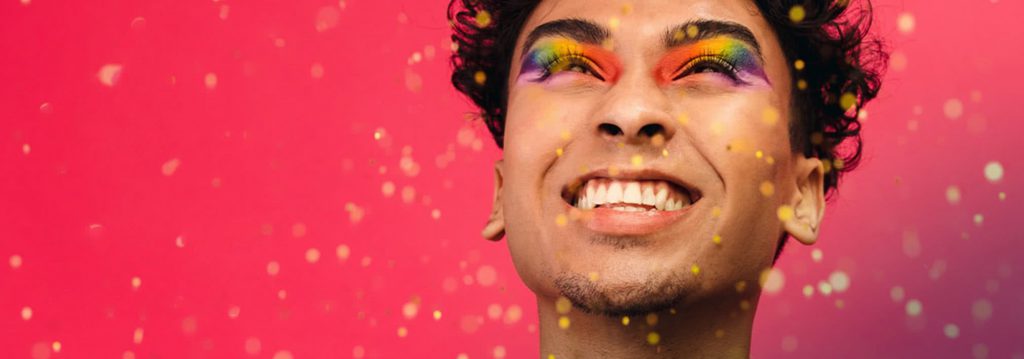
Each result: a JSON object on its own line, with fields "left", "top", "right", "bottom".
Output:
{"left": 516, "top": 0, "right": 775, "bottom": 54}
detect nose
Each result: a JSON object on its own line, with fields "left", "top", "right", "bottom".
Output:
{"left": 593, "top": 78, "right": 676, "bottom": 146}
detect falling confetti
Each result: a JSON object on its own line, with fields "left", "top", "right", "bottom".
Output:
{"left": 97, "top": 64, "right": 123, "bottom": 87}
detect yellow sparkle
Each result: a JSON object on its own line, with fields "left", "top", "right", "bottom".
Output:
{"left": 797, "top": 79, "right": 808, "bottom": 90}
{"left": 740, "top": 300, "right": 751, "bottom": 311}
{"left": 755, "top": 150, "right": 764, "bottom": 158}
{"left": 789, "top": 5, "right": 806, "bottom": 23}
{"left": 811, "top": 248, "right": 823, "bottom": 262}
{"left": 133, "top": 327, "right": 144, "bottom": 344}
{"left": 131, "top": 276, "right": 142, "bottom": 290}
{"left": 777, "top": 205, "right": 794, "bottom": 221}
{"left": 711, "top": 206, "right": 722, "bottom": 217}
{"left": 998, "top": 192, "right": 1006, "bottom": 201}
{"left": 897, "top": 12, "right": 915, "bottom": 34}
{"left": 555, "top": 297, "right": 572, "bottom": 314}
{"left": 267, "top": 261, "right": 281, "bottom": 276}
{"left": 305, "top": 248, "right": 321, "bottom": 263}
{"left": 651, "top": 133, "right": 665, "bottom": 147}
{"left": 474, "top": 10, "right": 491, "bottom": 27}
{"left": 973, "top": 213, "right": 984, "bottom": 226}
{"left": 710, "top": 121, "right": 724, "bottom": 135}
{"left": 661, "top": 149, "right": 669, "bottom": 157}
{"left": 839, "top": 92, "right": 857, "bottom": 111}
{"left": 735, "top": 281, "right": 747, "bottom": 293}
{"left": 647, "top": 332, "right": 661, "bottom": 345}
{"left": 555, "top": 213, "right": 568, "bottom": 227}
{"left": 677, "top": 113, "right": 690, "bottom": 125}
{"left": 766, "top": 156, "right": 775, "bottom": 165}
{"left": 906, "top": 299, "right": 923, "bottom": 317}
{"left": 686, "top": 24, "right": 699, "bottom": 38}
{"left": 621, "top": 3, "right": 633, "bottom": 14}
{"left": 622, "top": 316, "right": 630, "bottom": 325}
{"left": 558, "top": 316, "right": 571, "bottom": 329}
{"left": 433, "top": 310, "right": 442, "bottom": 320}
{"left": 631, "top": 154, "right": 643, "bottom": 167}
{"left": 984, "top": 161, "right": 1004, "bottom": 183}
{"left": 691, "top": 264, "right": 700, "bottom": 276}
{"left": 397, "top": 326, "right": 408, "bottom": 338}
{"left": 802, "top": 285, "right": 814, "bottom": 297}
{"left": 672, "top": 29, "right": 685, "bottom": 41}
{"left": 336, "top": 244, "right": 351, "bottom": 261}
{"left": 21, "top": 306, "right": 32, "bottom": 321}
{"left": 560, "top": 130, "right": 571, "bottom": 140}
{"left": 474, "top": 70, "right": 487, "bottom": 85}
{"left": 833, "top": 158, "right": 845, "bottom": 170}
{"left": 712, "top": 234, "right": 722, "bottom": 245}
{"left": 555, "top": 148, "right": 564, "bottom": 157}
{"left": 608, "top": 165, "right": 620, "bottom": 176}
{"left": 760, "top": 181, "right": 775, "bottom": 197}
{"left": 52, "top": 341, "right": 62, "bottom": 353}
{"left": 10, "top": 254, "right": 23, "bottom": 269}
{"left": 548, "top": 355, "right": 556, "bottom": 359}
{"left": 794, "top": 59, "right": 805, "bottom": 71}
{"left": 762, "top": 107, "right": 780, "bottom": 125}
{"left": 646, "top": 313, "right": 658, "bottom": 326}
{"left": 588, "top": 272, "right": 600, "bottom": 282}
{"left": 608, "top": 17, "right": 620, "bottom": 31}
{"left": 373, "top": 131, "right": 382, "bottom": 140}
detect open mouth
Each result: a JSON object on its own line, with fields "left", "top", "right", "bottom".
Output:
{"left": 561, "top": 173, "right": 701, "bottom": 212}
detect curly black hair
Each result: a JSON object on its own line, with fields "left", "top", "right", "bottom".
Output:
{"left": 447, "top": 0, "right": 887, "bottom": 198}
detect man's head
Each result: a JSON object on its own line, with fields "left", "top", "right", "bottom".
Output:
{"left": 449, "top": 0, "right": 885, "bottom": 316}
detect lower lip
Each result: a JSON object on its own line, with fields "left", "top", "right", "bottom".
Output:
{"left": 564, "top": 202, "right": 693, "bottom": 236}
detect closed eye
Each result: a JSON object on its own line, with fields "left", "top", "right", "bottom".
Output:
{"left": 672, "top": 55, "right": 742, "bottom": 82}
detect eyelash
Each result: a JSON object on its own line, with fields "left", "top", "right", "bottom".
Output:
{"left": 534, "top": 50, "right": 605, "bottom": 81}
{"left": 673, "top": 54, "right": 742, "bottom": 82}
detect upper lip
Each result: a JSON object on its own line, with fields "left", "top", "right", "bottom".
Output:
{"left": 560, "top": 167, "right": 703, "bottom": 205}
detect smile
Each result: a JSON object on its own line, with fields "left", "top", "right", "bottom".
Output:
{"left": 560, "top": 169, "right": 703, "bottom": 236}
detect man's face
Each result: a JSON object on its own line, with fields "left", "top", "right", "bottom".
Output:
{"left": 494, "top": 0, "right": 822, "bottom": 315}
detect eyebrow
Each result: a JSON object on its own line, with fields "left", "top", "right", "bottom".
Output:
{"left": 520, "top": 18, "right": 764, "bottom": 62}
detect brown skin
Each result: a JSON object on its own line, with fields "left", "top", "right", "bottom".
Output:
{"left": 480, "top": 0, "right": 827, "bottom": 357}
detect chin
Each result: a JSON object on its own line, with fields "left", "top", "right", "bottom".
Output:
{"left": 553, "top": 268, "right": 693, "bottom": 317}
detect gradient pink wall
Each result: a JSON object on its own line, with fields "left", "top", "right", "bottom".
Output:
{"left": 2, "top": 0, "right": 1022, "bottom": 358}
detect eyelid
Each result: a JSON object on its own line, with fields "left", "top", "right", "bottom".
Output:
{"left": 672, "top": 55, "right": 740, "bottom": 80}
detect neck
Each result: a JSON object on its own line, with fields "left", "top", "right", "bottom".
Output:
{"left": 537, "top": 293, "right": 759, "bottom": 359}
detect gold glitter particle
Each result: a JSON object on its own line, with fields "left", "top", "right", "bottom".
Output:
{"left": 802, "top": 285, "right": 814, "bottom": 297}
{"left": 397, "top": 326, "right": 408, "bottom": 338}
{"left": 673, "top": 29, "right": 685, "bottom": 41}
{"left": 162, "top": 158, "right": 181, "bottom": 176}
{"left": 556, "top": 297, "right": 572, "bottom": 314}
{"left": 382, "top": 181, "right": 395, "bottom": 197}
{"left": 401, "top": 186, "right": 416, "bottom": 204}
{"left": 474, "top": 70, "right": 487, "bottom": 85}
{"left": 310, "top": 63, "right": 324, "bottom": 79}
{"left": 267, "top": 261, "right": 280, "bottom": 276}
{"left": 777, "top": 205, "right": 794, "bottom": 221}
{"left": 712, "top": 234, "right": 722, "bottom": 245}
{"left": 555, "top": 213, "right": 568, "bottom": 227}
{"left": 890, "top": 286, "right": 905, "bottom": 302}
{"left": 839, "top": 92, "right": 857, "bottom": 111}
{"left": 829, "top": 271, "right": 851, "bottom": 292}
{"left": 97, "top": 64, "right": 123, "bottom": 87}
{"left": 131, "top": 276, "right": 141, "bottom": 290}
{"left": 52, "top": 341, "right": 61, "bottom": 353}
{"left": 433, "top": 310, "right": 442, "bottom": 320}
{"left": 646, "top": 313, "right": 658, "bottom": 326}
{"left": 336, "top": 244, "right": 351, "bottom": 261}
{"left": 944, "top": 323, "right": 960, "bottom": 339}
{"left": 588, "top": 272, "right": 599, "bottom": 282}
{"left": 794, "top": 59, "right": 805, "bottom": 71}
{"left": 788, "top": 5, "right": 806, "bottom": 23}
{"left": 677, "top": 113, "right": 690, "bottom": 125}
{"left": 946, "top": 186, "right": 961, "bottom": 205}
{"left": 818, "top": 281, "right": 833, "bottom": 296}
{"left": 608, "top": 17, "right": 621, "bottom": 31}
{"left": 228, "top": 305, "right": 241, "bottom": 319}
{"left": 204, "top": 72, "right": 218, "bottom": 90}
{"left": 476, "top": 265, "right": 498, "bottom": 287}
{"left": 555, "top": 148, "right": 563, "bottom": 157}
{"left": 474, "top": 10, "right": 491, "bottom": 27}
{"left": 897, "top": 12, "right": 915, "bottom": 34}
{"left": 755, "top": 150, "right": 764, "bottom": 158}
{"left": 608, "top": 165, "right": 620, "bottom": 176}
{"left": 133, "top": 327, "right": 144, "bottom": 344}
{"left": 651, "top": 134, "right": 665, "bottom": 147}
{"left": 735, "top": 280, "right": 747, "bottom": 293}
{"left": 690, "top": 264, "right": 700, "bottom": 276}
{"left": 631, "top": 154, "right": 643, "bottom": 167}
{"left": 811, "top": 248, "right": 823, "bottom": 262}
{"left": 906, "top": 299, "right": 923, "bottom": 317}
{"left": 431, "top": 209, "right": 441, "bottom": 220}
{"left": 647, "top": 332, "right": 661, "bottom": 345}
{"left": 560, "top": 130, "right": 571, "bottom": 140}
{"left": 998, "top": 192, "right": 1006, "bottom": 201}
{"left": 686, "top": 24, "right": 699, "bottom": 38}
{"left": 972, "top": 299, "right": 993, "bottom": 322}
{"left": 984, "top": 161, "right": 1004, "bottom": 183}
{"left": 710, "top": 121, "right": 724, "bottom": 135}
{"left": 711, "top": 206, "right": 722, "bottom": 217}
{"left": 621, "top": 3, "right": 633, "bottom": 14}
{"left": 759, "top": 181, "right": 775, "bottom": 197}
{"left": 9, "top": 254, "right": 22, "bottom": 269}
{"left": 21, "top": 306, "right": 32, "bottom": 321}
{"left": 762, "top": 107, "right": 780, "bottom": 125}
{"left": 558, "top": 316, "right": 571, "bottom": 329}
{"left": 494, "top": 346, "right": 507, "bottom": 359}
{"left": 974, "top": 213, "right": 984, "bottom": 226}
{"left": 797, "top": 79, "right": 808, "bottom": 90}
{"left": 662, "top": 149, "right": 669, "bottom": 157}
{"left": 739, "top": 300, "right": 751, "bottom": 311}
{"left": 944, "top": 98, "right": 964, "bottom": 119}
{"left": 456, "top": 354, "right": 469, "bottom": 359}
{"left": 22, "top": 144, "right": 30, "bottom": 155}
{"left": 305, "top": 248, "right": 321, "bottom": 263}
{"left": 292, "top": 223, "right": 307, "bottom": 238}
{"left": 622, "top": 316, "right": 630, "bottom": 325}
{"left": 760, "top": 268, "right": 785, "bottom": 294}
{"left": 504, "top": 305, "right": 523, "bottom": 324}
{"left": 245, "top": 337, "right": 262, "bottom": 355}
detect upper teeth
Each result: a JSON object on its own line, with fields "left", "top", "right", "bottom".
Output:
{"left": 574, "top": 179, "right": 691, "bottom": 211}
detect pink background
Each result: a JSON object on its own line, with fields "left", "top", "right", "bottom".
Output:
{"left": 2, "top": 0, "right": 1022, "bottom": 358}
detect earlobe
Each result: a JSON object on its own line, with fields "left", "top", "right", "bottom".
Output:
{"left": 481, "top": 160, "right": 506, "bottom": 241}
{"left": 782, "top": 157, "right": 826, "bottom": 245}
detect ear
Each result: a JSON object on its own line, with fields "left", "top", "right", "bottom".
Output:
{"left": 481, "top": 160, "right": 506, "bottom": 241}
{"left": 782, "top": 156, "right": 826, "bottom": 245}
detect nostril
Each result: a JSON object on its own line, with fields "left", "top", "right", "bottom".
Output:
{"left": 598, "top": 123, "right": 623, "bottom": 136}
{"left": 638, "top": 124, "right": 666, "bottom": 138}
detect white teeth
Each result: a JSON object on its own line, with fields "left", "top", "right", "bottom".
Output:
{"left": 668, "top": 199, "right": 679, "bottom": 211}
{"left": 586, "top": 184, "right": 596, "bottom": 204}
{"left": 594, "top": 184, "right": 607, "bottom": 205}
{"left": 606, "top": 181, "right": 623, "bottom": 204}
{"left": 655, "top": 188, "right": 668, "bottom": 210}
{"left": 623, "top": 182, "right": 642, "bottom": 204}
{"left": 642, "top": 186, "right": 656, "bottom": 206}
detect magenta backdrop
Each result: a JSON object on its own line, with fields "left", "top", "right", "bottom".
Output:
{"left": 2, "top": 0, "right": 1022, "bottom": 358}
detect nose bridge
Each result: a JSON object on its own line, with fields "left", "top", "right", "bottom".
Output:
{"left": 592, "top": 66, "right": 675, "bottom": 143}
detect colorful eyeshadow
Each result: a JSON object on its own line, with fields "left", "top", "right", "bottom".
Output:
{"left": 519, "top": 38, "right": 620, "bottom": 83}
{"left": 655, "top": 36, "right": 768, "bottom": 85}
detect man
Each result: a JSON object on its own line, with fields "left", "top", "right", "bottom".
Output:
{"left": 448, "top": 0, "right": 885, "bottom": 357}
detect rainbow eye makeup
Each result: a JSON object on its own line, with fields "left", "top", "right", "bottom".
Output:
{"left": 656, "top": 36, "right": 768, "bottom": 85}
{"left": 519, "top": 39, "right": 620, "bottom": 83}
